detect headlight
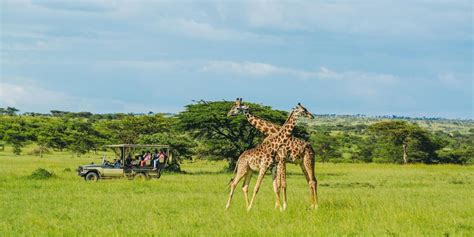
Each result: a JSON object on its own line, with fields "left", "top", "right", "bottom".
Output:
{"left": 77, "top": 167, "right": 86, "bottom": 174}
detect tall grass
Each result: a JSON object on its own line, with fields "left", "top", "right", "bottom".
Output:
{"left": 0, "top": 149, "right": 472, "bottom": 236}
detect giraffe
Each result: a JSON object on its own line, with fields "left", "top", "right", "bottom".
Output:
{"left": 225, "top": 102, "right": 314, "bottom": 211}
{"left": 228, "top": 98, "right": 318, "bottom": 210}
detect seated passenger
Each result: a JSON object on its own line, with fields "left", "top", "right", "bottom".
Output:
{"left": 153, "top": 150, "right": 166, "bottom": 171}
{"left": 151, "top": 149, "right": 159, "bottom": 167}
{"left": 114, "top": 159, "right": 121, "bottom": 168}
{"left": 140, "top": 151, "right": 151, "bottom": 167}
{"left": 152, "top": 151, "right": 159, "bottom": 171}
{"left": 125, "top": 154, "right": 132, "bottom": 167}
{"left": 132, "top": 156, "right": 140, "bottom": 167}
{"left": 158, "top": 150, "right": 166, "bottom": 164}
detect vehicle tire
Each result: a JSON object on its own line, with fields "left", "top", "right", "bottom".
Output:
{"left": 156, "top": 170, "right": 161, "bottom": 179}
{"left": 85, "top": 172, "right": 99, "bottom": 182}
{"left": 134, "top": 173, "right": 147, "bottom": 180}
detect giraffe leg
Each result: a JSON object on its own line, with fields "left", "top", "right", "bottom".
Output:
{"left": 303, "top": 150, "right": 318, "bottom": 209}
{"left": 272, "top": 165, "right": 281, "bottom": 210}
{"left": 225, "top": 163, "right": 248, "bottom": 210}
{"left": 242, "top": 171, "right": 253, "bottom": 208}
{"left": 274, "top": 148, "right": 288, "bottom": 210}
{"left": 299, "top": 163, "right": 312, "bottom": 207}
{"left": 300, "top": 162, "right": 310, "bottom": 183}
{"left": 247, "top": 166, "right": 269, "bottom": 211}
{"left": 280, "top": 160, "right": 288, "bottom": 211}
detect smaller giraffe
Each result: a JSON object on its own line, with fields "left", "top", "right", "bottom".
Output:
{"left": 228, "top": 98, "right": 318, "bottom": 209}
{"left": 225, "top": 103, "right": 314, "bottom": 211}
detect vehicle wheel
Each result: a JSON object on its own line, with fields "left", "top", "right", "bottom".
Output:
{"left": 85, "top": 172, "right": 99, "bottom": 182}
{"left": 134, "top": 173, "right": 147, "bottom": 180}
{"left": 156, "top": 170, "right": 161, "bottom": 179}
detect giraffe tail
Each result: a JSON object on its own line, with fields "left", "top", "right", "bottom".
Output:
{"left": 226, "top": 162, "right": 239, "bottom": 190}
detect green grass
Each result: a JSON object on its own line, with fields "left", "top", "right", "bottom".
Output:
{"left": 0, "top": 148, "right": 473, "bottom": 236}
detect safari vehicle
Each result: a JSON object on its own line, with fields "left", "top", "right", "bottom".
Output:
{"left": 77, "top": 144, "right": 171, "bottom": 181}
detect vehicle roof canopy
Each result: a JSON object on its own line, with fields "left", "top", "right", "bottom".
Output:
{"left": 103, "top": 144, "right": 170, "bottom": 160}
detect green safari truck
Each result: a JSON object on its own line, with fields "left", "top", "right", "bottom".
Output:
{"left": 77, "top": 144, "right": 171, "bottom": 181}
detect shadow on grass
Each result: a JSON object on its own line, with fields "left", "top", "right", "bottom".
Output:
{"left": 320, "top": 182, "right": 376, "bottom": 189}
{"left": 183, "top": 170, "right": 347, "bottom": 178}
{"left": 183, "top": 170, "right": 228, "bottom": 175}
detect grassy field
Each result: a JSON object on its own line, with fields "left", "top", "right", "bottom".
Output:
{"left": 0, "top": 149, "right": 473, "bottom": 236}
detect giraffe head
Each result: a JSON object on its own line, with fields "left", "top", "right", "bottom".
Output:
{"left": 227, "top": 98, "right": 249, "bottom": 116}
{"left": 292, "top": 103, "right": 314, "bottom": 119}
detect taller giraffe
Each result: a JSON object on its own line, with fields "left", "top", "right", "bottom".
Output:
{"left": 228, "top": 98, "right": 318, "bottom": 209}
{"left": 225, "top": 103, "right": 314, "bottom": 211}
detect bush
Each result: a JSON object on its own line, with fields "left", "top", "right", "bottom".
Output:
{"left": 437, "top": 148, "right": 474, "bottom": 165}
{"left": 28, "top": 168, "right": 55, "bottom": 180}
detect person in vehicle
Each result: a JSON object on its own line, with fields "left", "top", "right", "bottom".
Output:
{"left": 152, "top": 149, "right": 161, "bottom": 170}
{"left": 132, "top": 155, "right": 140, "bottom": 167}
{"left": 141, "top": 151, "right": 151, "bottom": 167}
{"left": 153, "top": 150, "right": 166, "bottom": 171}
{"left": 138, "top": 151, "right": 145, "bottom": 167}
{"left": 158, "top": 150, "right": 166, "bottom": 164}
{"left": 151, "top": 149, "right": 159, "bottom": 169}
{"left": 125, "top": 154, "right": 132, "bottom": 167}
{"left": 114, "top": 158, "right": 121, "bottom": 168}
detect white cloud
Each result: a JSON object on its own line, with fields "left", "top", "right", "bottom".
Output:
{"left": 157, "top": 18, "right": 237, "bottom": 41}
{"left": 3, "top": 1, "right": 471, "bottom": 40}
{"left": 0, "top": 82, "right": 69, "bottom": 108}
{"left": 201, "top": 61, "right": 284, "bottom": 75}
{"left": 30, "top": 0, "right": 119, "bottom": 13}
{"left": 237, "top": 1, "right": 472, "bottom": 39}
{"left": 0, "top": 81, "right": 180, "bottom": 113}
{"left": 99, "top": 60, "right": 181, "bottom": 71}
{"left": 200, "top": 60, "right": 401, "bottom": 101}
{"left": 154, "top": 18, "right": 278, "bottom": 43}
{"left": 201, "top": 60, "right": 398, "bottom": 83}
{"left": 438, "top": 72, "right": 470, "bottom": 89}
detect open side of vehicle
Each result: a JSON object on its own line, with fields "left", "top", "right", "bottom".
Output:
{"left": 77, "top": 144, "right": 171, "bottom": 181}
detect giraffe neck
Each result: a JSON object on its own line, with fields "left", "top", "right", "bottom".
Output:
{"left": 267, "top": 110, "right": 299, "bottom": 153}
{"left": 243, "top": 111, "right": 280, "bottom": 136}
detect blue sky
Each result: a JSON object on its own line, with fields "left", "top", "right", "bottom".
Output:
{"left": 0, "top": 0, "right": 472, "bottom": 118}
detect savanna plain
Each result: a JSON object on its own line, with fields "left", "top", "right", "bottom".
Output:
{"left": 0, "top": 148, "right": 472, "bottom": 236}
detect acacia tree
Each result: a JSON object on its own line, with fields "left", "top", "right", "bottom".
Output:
{"left": 6, "top": 107, "right": 19, "bottom": 116}
{"left": 40, "top": 118, "right": 69, "bottom": 151}
{"left": 0, "top": 116, "right": 34, "bottom": 154}
{"left": 178, "top": 100, "right": 298, "bottom": 170}
{"left": 369, "top": 121, "right": 439, "bottom": 164}
{"left": 309, "top": 132, "right": 340, "bottom": 162}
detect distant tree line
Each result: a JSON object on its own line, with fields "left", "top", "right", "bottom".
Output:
{"left": 0, "top": 104, "right": 472, "bottom": 171}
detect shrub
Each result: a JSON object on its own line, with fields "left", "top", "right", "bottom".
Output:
{"left": 29, "top": 168, "right": 55, "bottom": 180}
